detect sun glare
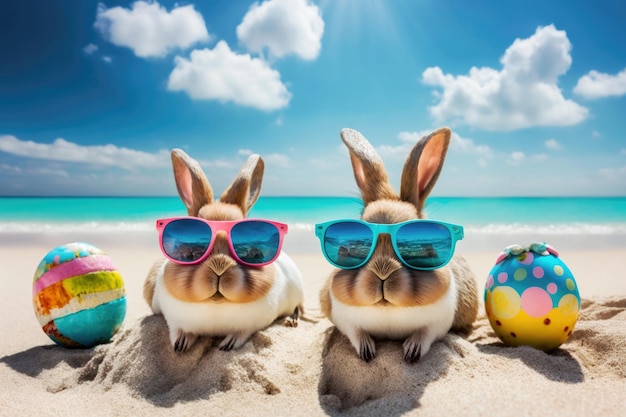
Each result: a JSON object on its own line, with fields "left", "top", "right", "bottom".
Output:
{"left": 320, "top": 0, "right": 399, "bottom": 42}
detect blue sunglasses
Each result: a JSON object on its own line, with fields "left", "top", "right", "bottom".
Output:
{"left": 315, "top": 219, "right": 464, "bottom": 270}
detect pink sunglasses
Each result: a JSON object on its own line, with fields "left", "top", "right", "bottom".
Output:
{"left": 156, "top": 217, "right": 288, "bottom": 267}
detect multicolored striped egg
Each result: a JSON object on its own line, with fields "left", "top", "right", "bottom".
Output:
{"left": 32, "top": 242, "right": 126, "bottom": 348}
{"left": 484, "top": 243, "right": 580, "bottom": 352}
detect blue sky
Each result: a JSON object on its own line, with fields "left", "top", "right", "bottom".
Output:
{"left": 1, "top": 0, "right": 625, "bottom": 197}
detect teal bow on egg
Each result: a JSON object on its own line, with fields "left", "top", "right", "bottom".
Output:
{"left": 495, "top": 242, "right": 559, "bottom": 264}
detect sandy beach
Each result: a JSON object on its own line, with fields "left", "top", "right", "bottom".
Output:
{"left": 1, "top": 230, "right": 625, "bottom": 416}
{"left": 2, "top": 0, "right": 624, "bottom": 414}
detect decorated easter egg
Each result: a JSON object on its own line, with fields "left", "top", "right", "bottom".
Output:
{"left": 484, "top": 243, "right": 580, "bottom": 351}
{"left": 32, "top": 242, "right": 126, "bottom": 348}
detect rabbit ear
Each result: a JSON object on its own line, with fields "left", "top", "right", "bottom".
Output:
{"left": 340, "top": 128, "right": 398, "bottom": 204}
{"left": 171, "top": 149, "right": 214, "bottom": 216}
{"left": 400, "top": 128, "right": 451, "bottom": 214}
{"left": 220, "top": 154, "right": 264, "bottom": 216}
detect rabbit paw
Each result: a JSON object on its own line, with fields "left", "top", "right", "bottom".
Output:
{"left": 403, "top": 329, "right": 434, "bottom": 363}
{"left": 219, "top": 332, "right": 252, "bottom": 351}
{"left": 348, "top": 329, "right": 376, "bottom": 362}
{"left": 172, "top": 329, "right": 198, "bottom": 353}
{"left": 283, "top": 306, "right": 302, "bottom": 328}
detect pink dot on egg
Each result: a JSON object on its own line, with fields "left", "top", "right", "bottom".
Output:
{"left": 533, "top": 266, "right": 544, "bottom": 278}
{"left": 547, "top": 283, "right": 557, "bottom": 294}
{"left": 498, "top": 272, "right": 508, "bottom": 283}
{"left": 521, "top": 287, "right": 553, "bottom": 318}
{"left": 519, "top": 252, "right": 534, "bottom": 265}
{"left": 496, "top": 252, "right": 508, "bottom": 264}
{"left": 486, "top": 275, "right": 494, "bottom": 289}
{"left": 53, "top": 255, "right": 61, "bottom": 265}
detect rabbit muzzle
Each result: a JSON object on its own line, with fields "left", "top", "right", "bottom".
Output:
{"left": 331, "top": 256, "right": 451, "bottom": 308}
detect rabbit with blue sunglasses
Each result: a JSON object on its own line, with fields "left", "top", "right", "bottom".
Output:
{"left": 317, "top": 128, "right": 479, "bottom": 362}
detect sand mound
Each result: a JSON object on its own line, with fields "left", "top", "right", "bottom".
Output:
{"left": 2, "top": 297, "right": 625, "bottom": 416}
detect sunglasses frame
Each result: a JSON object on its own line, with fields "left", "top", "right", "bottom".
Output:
{"left": 156, "top": 217, "right": 288, "bottom": 267}
{"left": 314, "top": 218, "right": 464, "bottom": 271}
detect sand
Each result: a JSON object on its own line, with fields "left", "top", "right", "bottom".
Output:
{"left": 1, "top": 230, "right": 625, "bottom": 416}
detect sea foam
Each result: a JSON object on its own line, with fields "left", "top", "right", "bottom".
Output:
{"left": 2, "top": 221, "right": 626, "bottom": 236}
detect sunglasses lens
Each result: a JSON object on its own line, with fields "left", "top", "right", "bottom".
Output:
{"left": 396, "top": 222, "right": 452, "bottom": 269}
{"left": 231, "top": 221, "right": 281, "bottom": 264}
{"left": 162, "top": 219, "right": 212, "bottom": 263}
{"left": 323, "top": 222, "right": 373, "bottom": 268}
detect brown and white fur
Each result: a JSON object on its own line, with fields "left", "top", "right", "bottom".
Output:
{"left": 319, "top": 128, "right": 478, "bottom": 362}
{"left": 144, "top": 149, "right": 304, "bottom": 353}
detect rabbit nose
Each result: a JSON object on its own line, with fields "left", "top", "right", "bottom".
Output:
{"left": 367, "top": 256, "right": 402, "bottom": 280}
{"left": 206, "top": 253, "right": 237, "bottom": 276}
{"left": 367, "top": 235, "right": 401, "bottom": 280}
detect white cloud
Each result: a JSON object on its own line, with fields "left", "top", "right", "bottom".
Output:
{"left": 545, "top": 139, "right": 562, "bottom": 151}
{"left": 422, "top": 25, "right": 588, "bottom": 131}
{"left": 0, "top": 164, "right": 22, "bottom": 174}
{"left": 31, "top": 167, "right": 71, "bottom": 178}
{"left": 574, "top": 68, "right": 626, "bottom": 99}
{"left": 265, "top": 153, "right": 291, "bottom": 168}
{"left": 507, "top": 151, "right": 526, "bottom": 166}
{"left": 397, "top": 131, "right": 428, "bottom": 144}
{"left": 167, "top": 41, "right": 291, "bottom": 110}
{"left": 621, "top": 149, "right": 626, "bottom": 156}
{"left": 0, "top": 135, "right": 170, "bottom": 170}
{"left": 396, "top": 130, "right": 493, "bottom": 165}
{"left": 230, "top": 151, "right": 290, "bottom": 170}
{"left": 237, "top": 0, "right": 324, "bottom": 60}
{"left": 83, "top": 43, "right": 112, "bottom": 63}
{"left": 599, "top": 165, "right": 626, "bottom": 180}
{"left": 373, "top": 131, "right": 417, "bottom": 158}
{"left": 238, "top": 149, "right": 254, "bottom": 156}
{"left": 83, "top": 43, "right": 98, "bottom": 55}
{"left": 449, "top": 133, "right": 493, "bottom": 159}
{"left": 505, "top": 151, "right": 550, "bottom": 166}
{"left": 199, "top": 159, "right": 236, "bottom": 169}
{"left": 95, "top": 1, "right": 210, "bottom": 58}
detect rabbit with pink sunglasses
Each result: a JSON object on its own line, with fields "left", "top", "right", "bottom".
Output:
{"left": 144, "top": 149, "right": 304, "bottom": 353}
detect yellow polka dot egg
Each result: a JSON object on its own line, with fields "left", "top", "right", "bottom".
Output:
{"left": 484, "top": 243, "right": 580, "bottom": 351}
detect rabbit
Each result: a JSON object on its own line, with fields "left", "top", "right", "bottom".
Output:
{"left": 144, "top": 149, "right": 304, "bottom": 353}
{"left": 319, "top": 127, "right": 478, "bottom": 362}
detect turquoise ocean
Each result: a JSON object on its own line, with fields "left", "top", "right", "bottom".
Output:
{"left": 2, "top": 196, "right": 626, "bottom": 237}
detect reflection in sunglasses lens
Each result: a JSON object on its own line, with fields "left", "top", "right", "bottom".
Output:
{"left": 163, "top": 219, "right": 212, "bottom": 262}
{"left": 324, "top": 222, "right": 373, "bottom": 267}
{"left": 396, "top": 222, "right": 452, "bottom": 268}
{"left": 231, "top": 221, "right": 280, "bottom": 264}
